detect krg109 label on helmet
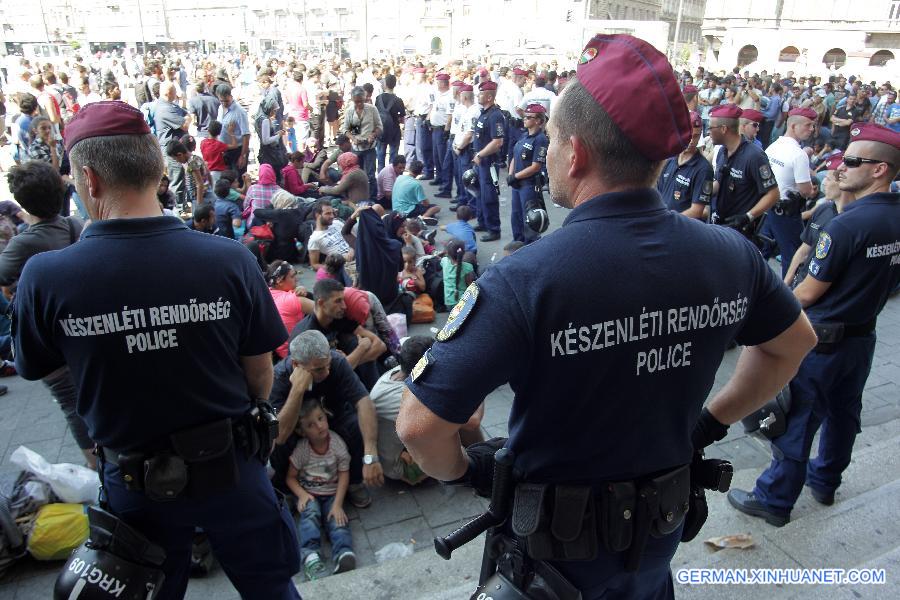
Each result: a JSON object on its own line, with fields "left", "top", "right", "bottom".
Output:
{"left": 67, "top": 557, "right": 128, "bottom": 596}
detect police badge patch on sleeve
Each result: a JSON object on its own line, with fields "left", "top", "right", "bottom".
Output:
{"left": 537, "top": 146, "right": 547, "bottom": 160}
{"left": 410, "top": 349, "right": 434, "bottom": 382}
{"left": 436, "top": 283, "right": 479, "bottom": 342}
{"left": 815, "top": 232, "right": 832, "bottom": 259}
{"left": 702, "top": 181, "right": 714, "bottom": 194}
{"left": 759, "top": 165, "right": 773, "bottom": 180}
{"left": 495, "top": 122, "right": 505, "bottom": 138}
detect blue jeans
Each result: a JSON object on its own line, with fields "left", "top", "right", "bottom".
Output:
{"left": 753, "top": 334, "right": 875, "bottom": 516}
{"left": 297, "top": 494, "right": 353, "bottom": 561}
{"left": 355, "top": 148, "right": 377, "bottom": 201}
{"left": 377, "top": 140, "right": 400, "bottom": 173}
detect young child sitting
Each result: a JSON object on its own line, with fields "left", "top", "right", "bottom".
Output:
{"left": 398, "top": 245, "right": 426, "bottom": 294}
{"left": 286, "top": 398, "right": 356, "bottom": 580}
{"left": 441, "top": 239, "right": 475, "bottom": 308}
{"left": 316, "top": 253, "right": 352, "bottom": 286}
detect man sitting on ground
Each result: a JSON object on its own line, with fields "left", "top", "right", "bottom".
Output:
{"left": 391, "top": 159, "right": 440, "bottom": 222}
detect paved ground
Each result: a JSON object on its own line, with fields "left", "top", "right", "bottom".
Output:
{"left": 1, "top": 172, "right": 899, "bottom": 598}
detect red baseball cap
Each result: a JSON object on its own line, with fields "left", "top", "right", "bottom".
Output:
{"left": 524, "top": 104, "right": 547, "bottom": 115}
{"left": 435, "top": 73, "right": 450, "bottom": 81}
{"left": 64, "top": 100, "right": 150, "bottom": 153}
{"left": 709, "top": 104, "right": 743, "bottom": 119}
{"left": 459, "top": 84, "right": 474, "bottom": 92}
{"left": 479, "top": 81, "right": 498, "bottom": 91}
{"left": 576, "top": 34, "right": 691, "bottom": 160}
{"left": 450, "top": 80, "right": 465, "bottom": 87}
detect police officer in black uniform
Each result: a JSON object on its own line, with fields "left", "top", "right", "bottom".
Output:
{"left": 13, "top": 102, "right": 301, "bottom": 600}
{"left": 708, "top": 104, "right": 780, "bottom": 238}
{"left": 506, "top": 103, "right": 549, "bottom": 243}
{"left": 397, "top": 35, "right": 817, "bottom": 600}
{"left": 472, "top": 81, "right": 507, "bottom": 242}
{"left": 729, "top": 123, "right": 900, "bottom": 526}
{"left": 656, "top": 110, "right": 714, "bottom": 219}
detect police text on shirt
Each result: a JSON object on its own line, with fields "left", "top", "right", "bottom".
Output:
{"left": 57, "top": 298, "right": 232, "bottom": 354}
{"left": 548, "top": 294, "right": 750, "bottom": 375}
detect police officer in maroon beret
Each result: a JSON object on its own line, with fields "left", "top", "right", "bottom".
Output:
{"left": 708, "top": 103, "right": 781, "bottom": 237}
{"left": 13, "top": 101, "right": 302, "bottom": 599}
{"left": 397, "top": 35, "right": 816, "bottom": 599}
{"left": 730, "top": 123, "right": 900, "bottom": 527}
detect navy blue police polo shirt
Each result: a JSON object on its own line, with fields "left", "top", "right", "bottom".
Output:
{"left": 792, "top": 200, "right": 839, "bottom": 288}
{"left": 406, "top": 189, "right": 800, "bottom": 484}
{"left": 656, "top": 152, "right": 714, "bottom": 212}
{"left": 512, "top": 131, "right": 549, "bottom": 181}
{"left": 13, "top": 216, "right": 287, "bottom": 451}
{"left": 804, "top": 192, "right": 900, "bottom": 326}
{"left": 713, "top": 139, "right": 778, "bottom": 218}
{"left": 473, "top": 105, "right": 506, "bottom": 157}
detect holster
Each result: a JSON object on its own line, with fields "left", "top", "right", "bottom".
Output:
{"left": 511, "top": 484, "right": 598, "bottom": 562}
{"left": 624, "top": 464, "right": 690, "bottom": 572}
{"left": 170, "top": 418, "right": 240, "bottom": 498}
{"left": 774, "top": 193, "right": 804, "bottom": 217}
{"left": 812, "top": 322, "right": 844, "bottom": 354}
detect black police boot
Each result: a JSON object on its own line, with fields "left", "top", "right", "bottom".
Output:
{"left": 480, "top": 232, "right": 501, "bottom": 242}
{"left": 473, "top": 225, "right": 488, "bottom": 232}
{"left": 727, "top": 489, "right": 789, "bottom": 527}
{"left": 806, "top": 484, "right": 835, "bottom": 506}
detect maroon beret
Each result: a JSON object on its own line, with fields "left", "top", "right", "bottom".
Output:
{"left": 450, "top": 80, "right": 465, "bottom": 87}
{"left": 513, "top": 68, "right": 528, "bottom": 76}
{"left": 436, "top": 73, "right": 450, "bottom": 81}
{"left": 413, "top": 67, "right": 426, "bottom": 74}
{"left": 741, "top": 109, "right": 765, "bottom": 123}
{"left": 459, "top": 84, "right": 474, "bottom": 92}
{"left": 849, "top": 122, "right": 900, "bottom": 149}
{"left": 689, "top": 110, "right": 702, "bottom": 129}
{"left": 823, "top": 151, "right": 844, "bottom": 170}
{"left": 683, "top": 85, "right": 699, "bottom": 95}
{"left": 788, "top": 107, "right": 818, "bottom": 121}
{"left": 479, "top": 81, "right": 498, "bottom": 91}
{"left": 524, "top": 104, "right": 547, "bottom": 114}
{"left": 64, "top": 100, "right": 150, "bottom": 153}
{"left": 576, "top": 34, "right": 691, "bottom": 160}
{"left": 709, "top": 104, "right": 743, "bottom": 119}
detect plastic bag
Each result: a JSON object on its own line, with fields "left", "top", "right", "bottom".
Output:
{"left": 10, "top": 446, "right": 99, "bottom": 504}
{"left": 386, "top": 313, "right": 407, "bottom": 341}
{"left": 374, "top": 542, "right": 414, "bottom": 563}
{"left": 27, "top": 503, "right": 89, "bottom": 561}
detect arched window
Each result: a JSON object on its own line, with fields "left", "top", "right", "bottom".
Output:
{"left": 430, "top": 37, "right": 442, "bottom": 55}
{"left": 779, "top": 46, "right": 800, "bottom": 62}
{"left": 737, "top": 45, "right": 758, "bottom": 67}
{"left": 869, "top": 50, "right": 894, "bottom": 66}
{"left": 822, "top": 48, "right": 847, "bottom": 69}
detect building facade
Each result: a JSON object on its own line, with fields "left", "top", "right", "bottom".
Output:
{"left": 702, "top": 0, "right": 900, "bottom": 77}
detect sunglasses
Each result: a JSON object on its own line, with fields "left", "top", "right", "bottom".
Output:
{"left": 748, "top": 122, "right": 760, "bottom": 128}
{"left": 842, "top": 155, "right": 889, "bottom": 168}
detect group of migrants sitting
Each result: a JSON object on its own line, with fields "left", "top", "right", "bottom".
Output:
{"left": 2, "top": 148, "right": 503, "bottom": 584}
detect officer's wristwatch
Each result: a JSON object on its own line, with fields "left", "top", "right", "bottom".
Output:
{"left": 363, "top": 454, "right": 380, "bottom": 465}
{"left": 746, "top": 211, "right": 755, "bottom": 222}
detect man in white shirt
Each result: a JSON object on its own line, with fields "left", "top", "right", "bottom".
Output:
{"left": 764, "top": 107, "right": 817, "bottom": 278}
{"left": 412, "top": 68, "right": 435, "bottom": 180}
{"left": 517, "top": 75, "right": 556, "bottom": 118}
{"left": 308, "top": 200, "right": 354, "bottom": 271}
{"left": 430, "top": 73, "right": 455, "bottom": 197}
{"left": 499, "top": 67, "right": 526, "bottom": 164}
{"left": 453, "top": 84, "right": 481, "bottom": 210}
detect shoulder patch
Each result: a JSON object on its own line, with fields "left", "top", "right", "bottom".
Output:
{"left": 815, "top": 232, "right": 832, "bottom": 259}
{"left": 494, "top": 121, "right": 505, "bottom": 138}
{"left": 436, "top": 283, "right": 479, "bottom": 342}
{"left": 759, "top": 164, "right": 772, "bottom": 180}
{"left": 410, "top": 349, "right": 434, "bottom": 383}
{"left": 536, "top": 145, "right": 547, "bottom": 160}
{"left": 702, "top": 180, "right": 714, "bottom": 195}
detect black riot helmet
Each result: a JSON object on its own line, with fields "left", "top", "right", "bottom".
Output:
{"left": 462, "top": 168, "right": 479, "bottom": 193}
{"left": 54, "top": 506, "right": 166, "bottom": 600}
{"left": 526, "top": 208, "right": 550, "bottom": 233}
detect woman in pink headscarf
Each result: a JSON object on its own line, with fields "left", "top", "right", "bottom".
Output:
{"left": 318, "top": 151, "right": 371, "bottom": 204}
{"left": 243, "top": 163, "right": 282, "bottom": 226}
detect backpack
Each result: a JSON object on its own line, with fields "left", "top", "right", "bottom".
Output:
{"left": 421, "top": 256, "right": 446, "bottom": 312}
{"left": 411, "top": 294, "right": 435, "bottom": 324}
